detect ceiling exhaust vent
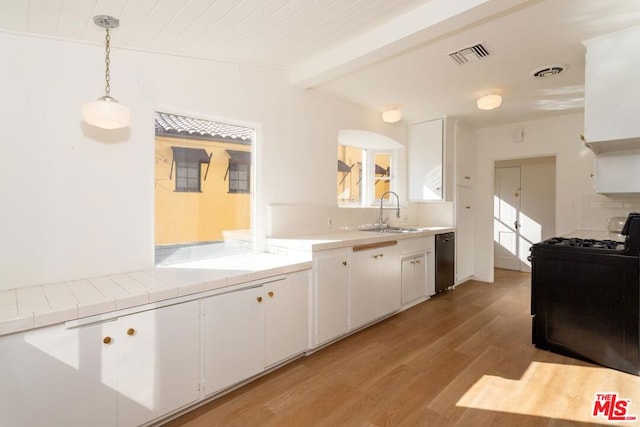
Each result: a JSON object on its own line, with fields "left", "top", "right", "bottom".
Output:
{"left": 530, "top": 64, "right": 567, "bottom": 78}
{"left": 448, "top": 43, "right": 490, "bottom": 65}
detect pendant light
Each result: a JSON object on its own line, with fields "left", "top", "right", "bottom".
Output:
{"left": 82, "top": 15, "right": 131, "bottom": 130}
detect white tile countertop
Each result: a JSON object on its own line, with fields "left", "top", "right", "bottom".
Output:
{"left": 0, "top": 253, "right": 312, "bottom": 337}
{"left": 268, "top": 226, "right": 455, "bottom": 253}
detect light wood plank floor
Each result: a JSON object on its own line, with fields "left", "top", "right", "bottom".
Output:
{"left": 163, "top": 269, "right": 640, "bottom": 426}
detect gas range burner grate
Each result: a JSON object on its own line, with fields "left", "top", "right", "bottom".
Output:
{"left": 541, "top": 237, "right": 621, "bottom": 250}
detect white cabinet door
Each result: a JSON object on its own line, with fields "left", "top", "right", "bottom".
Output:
{"left": 584, "top": 26, "right": 640, "bottom": 148}
{"left": 314, "top": 250, "right": 350, "bottom": 346}
{"left": 203, "top": 286, "right": 265, "bottom": 396}
{"left": 409, "top": 118, "right": 443, "bottom": 201}
{"left": 116, "top": 301, "right": 200, "bottom": 427}
{"left": 349, "top": 243, "right": 401, "bottom": 330}
{"left": 264, "top": 271, "right": 309, "bottom": 367}
{"left": 401, "top": 254, "right": 427, "bottom": 305}
{"left": 456, "top": 186, "right": 476, "bottom": 282}
{"left": 456, "top": 121, "right": 476, "bottom": 187}
{"left": 0, "top": 322, "right": 117, "bottom": 427}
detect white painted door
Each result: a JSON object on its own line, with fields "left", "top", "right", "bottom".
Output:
{"left": 349, "top": 244, "right": 401, "bottom": 330}
{"left": 494, "top": 167, "right": 522, "bottom": 270}
{"left": 314, "top": 251, "right": 350, "bottom": 346}
{"left": 408, "top": 118, "right": 443, "bottom": 200}
{"left": 401, "top": 254, "right": 427, "bottom": 304}
{"left": 264, "top": 271, "right": 309, "bottom": 367}
{"left": 203, "top": 287, "right": 265, "bottom": 396}
{"left": 116, "top": 301, "right": 200, "bottom": 427}
{"left": 0, "top": 322, "right": 117, "bottom": 427}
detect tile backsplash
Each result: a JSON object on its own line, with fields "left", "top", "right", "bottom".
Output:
{"left": 581, "top": 194, "right": 640, "bottom": 230}
{"left": 268, "top": 202, "right": 454, "bottom": 237}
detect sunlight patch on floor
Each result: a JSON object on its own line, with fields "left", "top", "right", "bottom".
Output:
{"left": 456, "top": 361, "right": 640, "bottom": 424}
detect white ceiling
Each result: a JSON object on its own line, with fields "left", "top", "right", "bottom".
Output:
{"left": 2, "top": 0, "right": 640, "bottom": 128}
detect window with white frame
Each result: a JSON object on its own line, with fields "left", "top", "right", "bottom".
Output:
{"left": 337, "top": 145, "right": 397, "bottom": 207}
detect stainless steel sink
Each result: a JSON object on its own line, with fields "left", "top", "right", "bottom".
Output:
{"left": 364, "top": 227, "right": 411, "bottom": 233}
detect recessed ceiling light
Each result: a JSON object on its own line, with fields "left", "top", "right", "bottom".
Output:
{"left": 530, "top": 64, "right": 567, "bottom": 78}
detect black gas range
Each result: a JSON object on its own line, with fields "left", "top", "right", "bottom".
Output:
{"left": 530, "top": 213, "right": 640, "bottom": 376}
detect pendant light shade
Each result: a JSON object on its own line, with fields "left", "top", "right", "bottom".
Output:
{"left": 82, "top": 95, "right": 131, "bottom": 129}
{"left": 82, "top": 16, "right": 130, "bottom": 130}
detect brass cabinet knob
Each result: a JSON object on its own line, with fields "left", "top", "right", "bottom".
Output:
{"left": 415, "top": 259, "right": 420, "bottom": 264}
{"left": 373, "top": 254, "right": 379, "bottom": 259}
{"left": 103, "top": 336, "right": 112, "bottom": 345}
{"left": 464, "top": 176, "right": 471, "bottom": 180}
{"left": 379, "top": 253, "right": 384, "bottom": 258}
{"left": 257, "top": 296, "right": 263, "bottom": 303}
{"left": 342, "top": 261, "right": 347, "bottom": 266}
{"left": 580, "top": 134, "right": 586, "bottom": 142}
{"left": 268, "top": 291, "right": 274, "bottom": 298}
{"left": 127, "top": 328, "right": 135, "bottom": 336}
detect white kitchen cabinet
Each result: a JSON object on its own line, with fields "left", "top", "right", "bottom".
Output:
{"left": 203, "top": 286, "right": 265, "bottom": 396}
{"left": 349, "top": 242, "right": 401, "bottom": 330}
{"left": 0, "top": 300, "right": 200, "bottom": 427}
{"left": 456, "top": 120, "right": 476, "bottom": 187}
{"left": 409, "top": 118, "right": 443, "bottom": 201}
{"left": 114, "top": 301, "right": 200, "bottom": 427}
{"left": 456, "top": 186, "right": 475, "bottom": 282}
{"left": 0, "top": 322, "right": 117, "bottom": 427}
{"left": 313, "top": 248, "right": 350, "bottom": 346}
{"left": 583, "top": 26, "right": 640, "bottom": 153}
{"left": 401, "top": 254, "right": 427, "bottom": 304}
{"left": 264, "top": 270, "right": 310, "bottom": 367}
{"left": 593, "top": 150, "right": 640, "bottom": 193}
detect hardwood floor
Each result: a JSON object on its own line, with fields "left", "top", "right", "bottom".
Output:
{"left": 163, "top": 269, "right": 640, "bottom": 426}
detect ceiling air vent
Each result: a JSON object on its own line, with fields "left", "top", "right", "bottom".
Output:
{"left": 448, "top": 43, "right": 490, "bottom": 65}
{"left": 530, "top": 64, "right": 567, "bottom": 78}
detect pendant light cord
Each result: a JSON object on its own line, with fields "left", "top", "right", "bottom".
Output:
{"left": 104, "top": 27, "right": 111, "bottom": 97}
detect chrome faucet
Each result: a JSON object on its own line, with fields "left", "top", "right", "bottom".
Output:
{"left": 379, "top": 191, "right": 400, "bottom": 229}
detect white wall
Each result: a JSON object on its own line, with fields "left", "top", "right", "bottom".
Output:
{"left": 474, "top": 113, "right": 594, "bottom": 282}
{"left": 0, "top": 31, "right": 404, "bottom": 289}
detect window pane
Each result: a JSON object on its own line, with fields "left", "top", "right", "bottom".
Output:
{"left": 337, "top": 145, "right": 363, "bottom": 206}
{"left": 375, "top": 153, "right": 392, "bottom": 200}
{"left": 155, "top": 114, "right": 254, "bottom": 265}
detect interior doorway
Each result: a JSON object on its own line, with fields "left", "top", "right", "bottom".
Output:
{"left": 493, "top": 156, "right": 556, "bottom": 272}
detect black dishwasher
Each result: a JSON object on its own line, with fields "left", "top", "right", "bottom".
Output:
{"left": 435, "top": 232, "right": 455, "bottom": 293}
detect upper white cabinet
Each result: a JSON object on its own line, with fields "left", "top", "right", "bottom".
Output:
{"left": 409, "top": 118, "right": 443, "bottom": 200}
{"left": 584, "top": 25, "right": 640, "bottom": 153}
{"left": 456, "top": 121, "right": 476, "bottom": 187}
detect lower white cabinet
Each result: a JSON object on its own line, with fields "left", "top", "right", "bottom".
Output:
{"left": 114, "top": 301, "right": 201, "bottom": 427}
{"left": 401, "top": 254, "right": 427, "bottom": 304}
{"left": 349, "top": 243, "right": 401, "bottom": 330}
{"left": 203, "top": 286, "right": 265, "bottom": 396}
{"left": 0, "top": 300, "right": 201, "bottom": 427}
{"left": 264, "top": 270, "right": 309, "bottom": 367}
{"left": 313, "top": 248, "right": 350, "bottom": 346}
{"left": 203, "top": 272, "right": 310, "bottom": 395}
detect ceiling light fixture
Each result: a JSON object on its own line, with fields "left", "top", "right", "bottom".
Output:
{"left": 476, "top": 94, "right": 502, "bottom": 110}
{"left": 382, "top": 108, "right": 402, "bottom": 123}
{"left": 82, "top": 15, "right": 131, "bottom": 130}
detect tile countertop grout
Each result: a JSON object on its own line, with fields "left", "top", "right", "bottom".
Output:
{"left": 0, "top": 253, "right": 313, "bottom": 337}
{"left": 0, "top": 226, "right": 454, "bottom": 337}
